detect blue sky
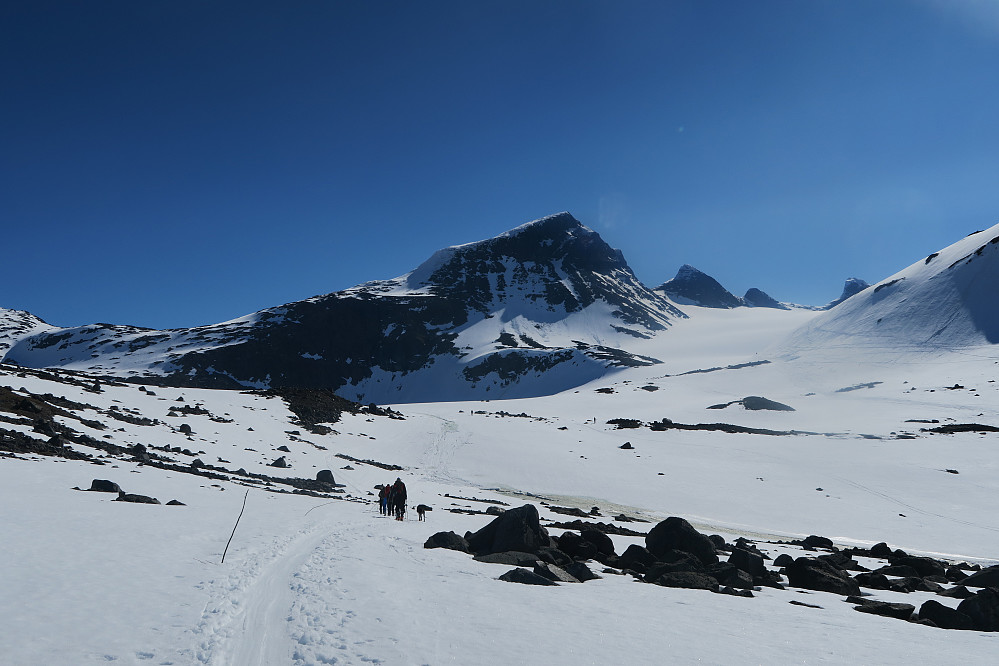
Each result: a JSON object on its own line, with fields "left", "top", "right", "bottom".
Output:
{"left": 4, "top": 0, "right": 999, "bottom": 328}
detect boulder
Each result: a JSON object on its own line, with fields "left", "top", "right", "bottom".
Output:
{"left": 89, "top": 479, "right": 122, "bottom": 493}
{"left": 536, "top": 547, "right": 573, "bottom": 567}
{"left": 424, "top": 531, "right": 470, "bottom": 553}
{"left": 115, "top": 491, "right": 160, "bottom": 504}
{"left": 316, "top": 469, "right": 336, "bottom": 484}
{"left": 619, "top": 544, "right": 657, "bottom": 571}
{"left": 465, "top": 504, "right": 553, "bottom": 556}
{"left": 498, "top": 568, "right": 559, "bottom": 586}
{"left": 872, "top": 565, "right": 920, "bottom": 578}
{"left": 785, "top": 557, "right": 860, "bottom": 596}
{"left": 938, "top": 585, "right": 975, "bottom": 599}
{"left": 555, "top": 532, "right": 597, "bottom": 560}
{"left": 959, "top": 565, "right": 999, "bottom": 588}
{"left": 646, "top": 517, "right": 717, "bottom": 565}
{"left": 893, "top": 556, "right": 946, "bottom": 578}
{"left": 870, "top": 542, "right": 893, "bottom": 559}
{"left": 581, "top": 529, "right": 616, "bottom": 557}
{"left": 269, "top": 456, "right": 288, "bottom": 468}
{"left": 957, "top": 587, "right": 999, "bottom": 631}
{"left": 854, "top": 572, "right": 891, "bottom": 590}
{"left": 533, "top": 562, "right": 580, "bottom": 583}
{"left": 649, "top": 571, "right": 719, "bottom": 591}
{"left": 564, "top": 561, "right": 601, "bottom": 582}
{"left": 729, "top": 547, "right": 767, "bottom": 578}
{"left": 773, "top": 553, "right": 795, "bottom": 568}
{"left": 474, "top": 551, "right": 539, "bottom": 567}
{"left": 801, "top": 535, "right": 834, "bottom": 549}
{"left": 165, "top": 500, "right": 186, "bottom": 506}
{"left": 919, "top": 600, "right": 974, "bottom": 630}
{"left": 853, "top": 601, "right": 915, "bottom": 621}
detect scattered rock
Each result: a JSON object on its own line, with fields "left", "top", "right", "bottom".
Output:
{"left": 649, "top": 571, "right": 719, "bottom": 591}
{"left": 465, "top": 505, "right": 554, "bottom": 556}
{"left": 498, "top": 568, "right": 559, "bottom": 586}
{"left": 533, "top": 561, "right": 580, "bottom": 583}
{"left": 919, "top": 600, "right": 974, "bottom": 630}
{"left": 785, "top": 557, "right": 860, "bottom": 596}
{"left": 958, "top": 565, "right": 999, "bottom": 588}
{"left": 957, "top": 587, "right": 999, "bottom": 631}
{"left": 424, "top": 531, "right": 471, "bottom": 553}
{"left": 89, "top": 479, "right": 122, "bottom": 493}
{"left": 115, "top": 491, "right": 160, "bottom": 504}
{"left": 646, "top": 517, "right": 717, "bottom": 565}
{"left": 166, "top": 500, "right": 186, "bottom": 506}
{"left": 853, "top": 601, "right": 915, "bottom": 620}
{"left": 269, "top": 456, "right": 288, "bottom": 468}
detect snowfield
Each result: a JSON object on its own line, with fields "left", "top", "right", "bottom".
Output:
{"left": 3, "top": 299, "right": 999, "bottom": 665}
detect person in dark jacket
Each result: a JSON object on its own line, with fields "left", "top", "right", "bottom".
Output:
{"left": 393, "top": 477, "right": 407, "bottom": 520}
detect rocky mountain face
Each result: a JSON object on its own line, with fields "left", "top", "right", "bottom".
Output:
{"left": 655, "top": 265, "right": 743, "bottom": 309}
{"left": 0, "top": 308, "right": 53, "bottom": 356}
{"left": 3, "top": 213, "right": 684, "bottom": 403}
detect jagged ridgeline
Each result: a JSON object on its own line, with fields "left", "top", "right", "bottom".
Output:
{"left": 3, "top": 213, "right": 684, "bottom": 403}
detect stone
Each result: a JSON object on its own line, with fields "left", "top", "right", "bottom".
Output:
{"left": 853, "top": 601, "right": 915, "bottom": 620}
{"left": 870, "top": 542, "right": 893, "bottom": 559}
{"left": 785, "top": 557, "right": 860, "bottom": 596}
{"left": 555, "top": 532, "right": 597, "bottom": 560}
{"left": 498, "top": 568, "right": 559, "bottom": 586}
{"left": 115, "top": 491, "right": 160, "bottom": 504}
{"left": 729, "top": 547, "right": 767, "bottom": 578}
{"left": 854, "top": 572, "right": 891, "bottom": 590}
{"left": 179, "top": 423, "right": 193, "bottom": 435}
{"left": 166, "top": 500, "right": 186, "bottom": 506}
{"left": 646, "top": 517, "right": 717, "bottom": 565}
{"left": 872, "top": 565, "right": 921, "bottom": 578}
{"left": 959, "top": 565, "right": 999, "bottom": 588}
{"left": 465, "top": 504, "right": 553, "bottom": 556}
{"left": 533, "top": 562, "right": 580, "bottom": 583}
{"left": 89, "top": 479, "right": 122, "bottom": 493}
{"left": 893, "top": 556, "right": 946, "bottom": 578}
{"left": 957, "top": 587, "right": 999, "bottom": 631}
{"left": 564, "top": 561, "right": 601, "bottom": 582}
{"left": 423, "top": 531, "right": 471, "bottom": 553}
{"left": 938, "top": 585, "right": 975, "bottom": 599}
{"left": 773, "top": 553, "right": 795, "bottom": 568}
{"left": 316, "top": 469, "right": 336, "bottom": 484}
{"left": 919, "top": 600, "right": 974, "bottom": 630}
{"left": 269, "top": 456, "right": 288, "bottom": 468}
{"left": 473, "top": 551, "right": 539, "bottom": 566}
{"left": 801, "top": 535, "right": 834, "bottom": 549}
{"left": 619, "top": 544, "right": 656, "bottom": 570}
{"left": 581, "top": 529, "right": 616, "bottom": 557}
{"left": 536, "top": 547, "right": 573, "bottom": 567}
{"left": 649, "top": 571, "right": 719, "bottom": 591}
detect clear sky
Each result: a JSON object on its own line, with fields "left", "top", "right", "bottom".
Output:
{"left": 4, "top": 0, "right": 999, "bottom": 329}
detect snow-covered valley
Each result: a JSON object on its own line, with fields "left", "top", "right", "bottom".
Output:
{"left": 3, "top": 299, "right": 999, "bottom": 664}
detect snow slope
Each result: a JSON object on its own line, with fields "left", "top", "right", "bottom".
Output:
{"left": 3, "top": 299, "right": 999, "bottom": 664}
{"left": 781, "top": 223, "right": 999, "bottom": 357}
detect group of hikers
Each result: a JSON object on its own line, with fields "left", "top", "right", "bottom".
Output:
{"left": 378, "top": 477, "right": 407, "bottom": 520}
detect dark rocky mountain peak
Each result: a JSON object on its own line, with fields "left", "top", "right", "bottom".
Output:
{"left": 743, "top": 288, "right": 787, "bottom": 310}
{"left": 655, "top": 265, "right": 742, "bottom": 309}
{"left": 3, "top": 213, "right": 685, "bottom": 403}
{"left": 823, "top": 278, "right": 870, "bottom": 310}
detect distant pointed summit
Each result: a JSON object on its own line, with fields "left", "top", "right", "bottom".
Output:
{"left": 823, "top": 278, "right": 870, "bottom": 310}
{"left": 655, "top": 265, "right": 742, "bottom": 309}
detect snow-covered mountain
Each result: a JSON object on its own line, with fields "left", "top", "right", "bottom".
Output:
{"left": 3, "top": 213, "right": 684, "bottom": 403}
{"left": 781, "top": 223, "right": 999, "bottom": 356}
{"left": 0, "top": 307, "right": 53, "bottom": 356}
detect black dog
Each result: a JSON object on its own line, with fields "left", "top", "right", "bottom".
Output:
{"left": 416, "top": 504, "right": 432, "bottom": 521}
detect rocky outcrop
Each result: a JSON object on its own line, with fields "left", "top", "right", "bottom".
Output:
{"left": 656, "top": 265, "right": 741, "bottom": 309}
